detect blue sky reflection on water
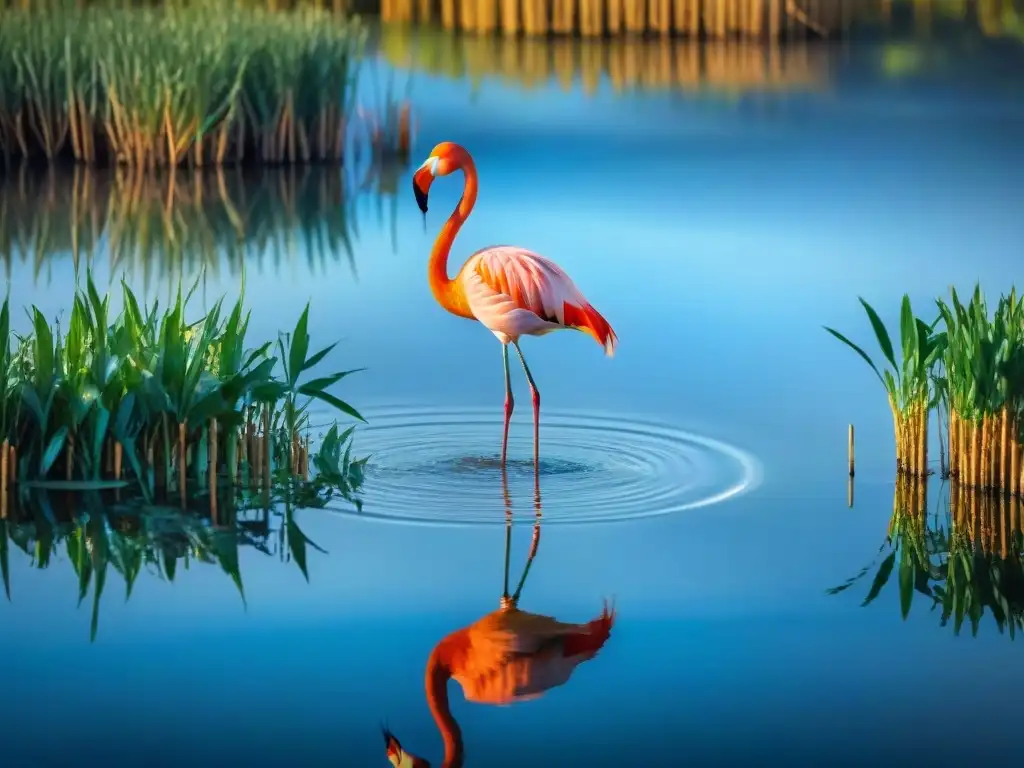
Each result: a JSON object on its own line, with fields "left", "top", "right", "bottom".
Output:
{"left": 2, "top": 35, "right": 1024, "bottom": 766}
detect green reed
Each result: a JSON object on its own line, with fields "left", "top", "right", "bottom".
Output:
{"left": 0, "top": 273, "right": 366, "bottom": 505}
{"left": 828, "top": 476, "right": 1024, "bottom": 639}
{"left": 825, "top": 294, "right": 945, "bottom": 477}
{"left": 935, "top": 287, "right": 1024, "bottom": 496}
{"left": 0, "top": 1, "right": 365, "bottom": 168}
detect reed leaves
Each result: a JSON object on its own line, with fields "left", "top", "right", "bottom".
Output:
{"left": 0, "top": 2, "right": 366, "bottom": 168}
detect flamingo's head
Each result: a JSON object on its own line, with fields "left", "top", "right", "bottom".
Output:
{"left": 412, "top": 142, "right": 468, "bottom": 215}
{"left": 383, "top": 725, "right": 431, "bottom": 768}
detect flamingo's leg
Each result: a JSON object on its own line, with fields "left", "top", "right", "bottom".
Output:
{"left": 501, "top": 343, "right": 514, "bottom": 466}
{"left": 513, "top": 342, "right": 540, "bottom": 469}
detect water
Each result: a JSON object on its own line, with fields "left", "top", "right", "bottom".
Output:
{"left": 3, "top": 25, "right": 1024, "bottom": 767}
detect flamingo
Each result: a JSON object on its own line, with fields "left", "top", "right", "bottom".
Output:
{"left": 383, "top": 468, "right": 617, "bottom": 768}
{"left": 412, "top": 142, "right": 618, "bottom": 468}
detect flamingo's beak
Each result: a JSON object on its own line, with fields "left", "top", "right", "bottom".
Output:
{"left": 382, "top": 725, "right": 403, "bottom": 766}
{"left": 412, "top": 156, "right": 438, "bottom": 215}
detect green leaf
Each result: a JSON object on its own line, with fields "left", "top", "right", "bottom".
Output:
{"left": 286, "top": 512, "right": 310, "bottom": 582}
{"left": 824, "top": 327, "right": 885, "bottom": 386}
{"left": 299, "top": 385, "right": 366, "bottom": 422}
{"left": 900, "top": 294, "right": 919, "bottom": 371}
{"left": 858, "top": 297, "right": 898, "bottom": 373}
{"left": 288, "top": 304, "right": 311, "bottom": 388}
{"left": 862, "top": 550, "right": 896, "bottom": 606}
{"left": 300, "top": 369, "right": 363, "bottom": 393}
{"left": 898, "top": 557, "right": 913, "bottom": 620}
{"left": 39, "top": 427, "right": 69, "bottom": 477}
{"left": 300, "top": 342, "right": 338, "bottom": 373}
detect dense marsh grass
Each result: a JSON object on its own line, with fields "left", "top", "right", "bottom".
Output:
{"left": 0, "top": 485, "right": 343, "bottom": 639}
{"left": 0, "top": 275, "right": 367, "bottom": 510}
{"left": 0, "top": 2, "right": 365, "bottom": 168}
{"left": 829, "top": 476, "right": 1024, "bottom": 639}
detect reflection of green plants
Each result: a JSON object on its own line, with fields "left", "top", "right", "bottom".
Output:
{"left": 828, "top": 479, "right": 1024, "bottom": 639}
{"left": 0, "top": 273, "right": 364, "bottom": 500}
{"left": 0, "top": 167, "right": 366, "bottom": 289}
{"left": 825, "top": 295, "right": 945, "bottom": 476}
{"left": 1, "top": 482, "right": 347, "bottom": 641}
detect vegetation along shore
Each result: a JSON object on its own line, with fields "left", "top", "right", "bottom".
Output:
{"left": 0, "top": 275, "right": 367, "bottom": 510}
{"left": 0, "top": 2, "right": 365, "bottom": 168}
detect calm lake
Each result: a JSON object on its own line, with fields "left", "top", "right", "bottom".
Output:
{"left": 3, "top": 21, "right": 1024, "bottom": 767}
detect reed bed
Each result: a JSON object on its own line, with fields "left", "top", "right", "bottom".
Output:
{"left": 379, "top": 24, "right": 828, "bottom": 95}
{"left": 0, "top": 483, "right": 344, "bottom": 639}
{"left": 828, "top": 476, "right": 1024, "bottom": 639}
{"left": 826, "top": 287, "right": 1024, "bottom": 497}
{"left": 0, "top": 276, "right": 368, "bottom": 516}
{"left": 0, "top": 2, "right": 365, "bottom": 168}
{"left": 0, "top": 165, "right": 384, "bottom": 289}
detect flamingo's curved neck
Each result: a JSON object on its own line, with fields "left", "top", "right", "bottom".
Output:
{"left": 425, "top": 649, "right": 465, "bottom": 768}
{"left": 428, "top": 159, "right": 477, "bottom": 319}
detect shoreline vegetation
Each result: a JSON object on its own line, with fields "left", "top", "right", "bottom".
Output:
{"left": 0, "top": 2, "right": 366, "bottom": 168}
{"left": 0, "top": 275, "right": 368, "bottom": 510}
{"left": 829, "top": 475, "right": 1024, "bottom": 639}
{"left": 827, "top": 287, "right": 1024, "bottom": 497}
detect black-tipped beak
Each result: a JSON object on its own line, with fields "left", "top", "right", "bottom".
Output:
{"left": 412, "top": 163, "right": 433, "bottom": 215}
{"left": 413, "top": 178, "right": 429, "bottom": 214}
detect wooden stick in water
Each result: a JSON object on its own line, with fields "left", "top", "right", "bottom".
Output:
{"left": 114, "top": 441, "right": 123, "bottom": 481}
{"left": 848, "top": 424, "right": 855, "bottom": 477}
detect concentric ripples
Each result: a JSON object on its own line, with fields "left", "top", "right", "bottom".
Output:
{"left": 324, "top": 405, "right": 762, "bottom": 527}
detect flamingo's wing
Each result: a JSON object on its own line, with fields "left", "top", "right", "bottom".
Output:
{"left": 463, "top": 246, "right": 586, "bottom": 325}
{"left": 462, "top": 247, "right": 617, "bottom": 353}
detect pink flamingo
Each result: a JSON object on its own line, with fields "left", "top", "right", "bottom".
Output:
{"left": 412, "top": 142, "right": 618, "bottom": 467}
{"left": 383, "top": 468, "right": 616, "bottom": 768}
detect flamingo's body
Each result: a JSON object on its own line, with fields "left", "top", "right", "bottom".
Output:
{"left": 412, "top": 142, "right": 617, "bottom": 466}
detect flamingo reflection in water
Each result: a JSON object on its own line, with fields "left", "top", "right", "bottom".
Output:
{"left": 382, "top": 468, "right": 617, "bottom": 768}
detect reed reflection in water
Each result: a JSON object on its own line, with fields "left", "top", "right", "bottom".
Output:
{"left": 832, "top": 475, "right": 1024, "bottom": 639}
{"left": 380, "top": 25, "right": 830, "bottom": 95}
{"left": 0, "top": 481, "right": 346, "bottom": 642}
{"left": 384, "top": 467, "right": 616, "bottom": 768}
{"left": 0, "top": 158, "right": 410, "bottom": 290}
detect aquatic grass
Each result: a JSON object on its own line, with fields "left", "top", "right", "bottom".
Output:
{"left": 824, "top": 295, "right": 945, "bottom": 477}
{"left": 934, "top": 286, "right": 1024, "bottom": 496}
{"left": 0, "top": 2, "right": 365, "bottom": 168}
{"left": 0, "top": 274, "right": 366, "bottom": 506}
{"left": 0, "top": 166, "right": 368, "bottom": 286}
